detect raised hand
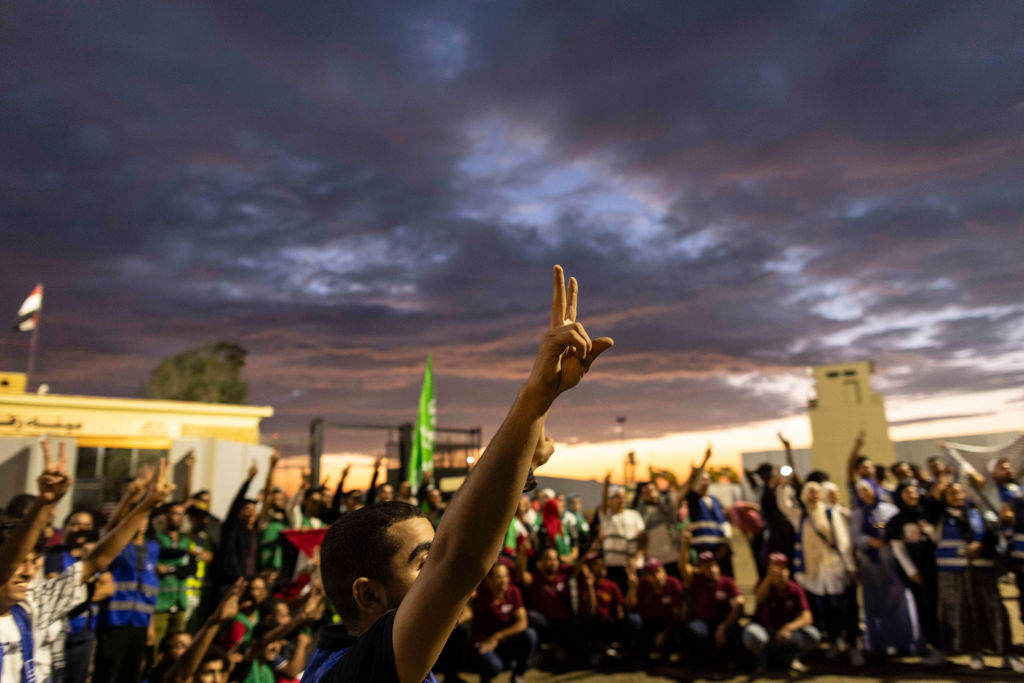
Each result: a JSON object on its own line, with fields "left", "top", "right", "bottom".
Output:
{"left": 248, "top": 461, "right": 259, "bottom": 480}
{"left": 702, "top": 444, "right": 713, "bottom": 466}
{"left": 38, "top": 439, "right": 72, "bottom": 503}
{"left": 144, "top": 458, "right": 176, "bottom": 507}
{"left": 531, "top": 431, "right": 555, "bottom": 471}
{"left": 270, "top": 448, "right": 281, "bottom": 469}
{"left": 184, "top": 450, "right": 196, "bottom": 468}
{"left": 300, "top": 587, "right": 325, "bottom": 622}
{"left": 777, "top": 431, "right": 790, "bottom": 449}
{"left": 527, "top": 266, "right": 613, "bottom": 404}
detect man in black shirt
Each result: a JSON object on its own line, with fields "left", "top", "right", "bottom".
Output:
{"left": 303, "top": 266, "right": 613, "bottom": 683}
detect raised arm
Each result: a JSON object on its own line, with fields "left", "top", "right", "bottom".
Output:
{"left": 163, "top": 579, "right": 247, "bottom": 683}
{"left": 366, "top": 456, "right": 383, "bottom": 505}
{"left": 846, "top": 431, "right": 865, "bottom": 485}
{"left": 778, "top": 432, "right": 801, "bottom": 488}
{"left": 392, "top": 265, "right": 613, "bottom": 683}
{"left": 287, "top": 472, "right": 309, "bottom": 528}
{"left": 679, "top": 445, "right": 713, "bottom": 499}
{"left": 600, "top": 470, "right": 613, "bottom": 515}
{"left": 82, "top": 458, "right": 176, "bottom": 581}
{"left": 228, "top": 462, "right": 258, "bottom": 524}
{"left": 103, "top": 462, "right": 155, "bottom": 533}
{"left": 257, "top": 449, "right": 280, "bottom": 528}
{"left": 330, "top": 464, "right": 351, "bottom": 515}
{"left": 181, "top": 450, "right": 195, "bottom": 501}
{"left": 0, "top": 440, "right": 72, "bottom": 585}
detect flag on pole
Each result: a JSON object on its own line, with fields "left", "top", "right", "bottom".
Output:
{"left": 406, "top": 354, "right": 436, "bottom": 492}
{"left": 12, "top": 284, "right": 43, "bottom": 332}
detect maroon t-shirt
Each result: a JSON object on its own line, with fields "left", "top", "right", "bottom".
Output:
{"left": 527, "top": 569, "right": 573, "bottom": 622}
{"left": 756, "top": 579, "right": 809, "bottom": 630}
{"left": 636, "top": 575, "right": 683, "bottom": 623}
{"left": 472, "top": 584, "right": 524, "bottom": 642}
{"left": 580, "top": 577, "right": 623, "bottom": 620}
{"left": 691, "top": 574, "right": 740, "bottom": 622}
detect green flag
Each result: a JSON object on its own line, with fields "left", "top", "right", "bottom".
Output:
{"left": 407, "top": 354, "right": 436, "bottom": 491}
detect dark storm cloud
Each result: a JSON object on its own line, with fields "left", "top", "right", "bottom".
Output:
{"left": 2, "top": 1, "right": 1022, "bottom": 448}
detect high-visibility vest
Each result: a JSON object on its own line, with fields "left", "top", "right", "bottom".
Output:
{"left": 936, "top": 507, "right": 993, "bottom": 572}
{"left": 998, "top": 483, "right": 1024, "bottom": 565}
{"left": 184, "top": 532, "right": 211, "bottom": 607}
{"left": 690, "top": 495, "right": 727, "bottom": 551}
{"left": 98, "top": 541, "right": 159, "bottom": 628}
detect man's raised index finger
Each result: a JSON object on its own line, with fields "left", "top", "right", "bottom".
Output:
{"left": 551, "top": 265, "right": 566, "bottom": 329}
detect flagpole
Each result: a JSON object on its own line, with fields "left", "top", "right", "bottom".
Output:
{"left": 26, "top": 283, "right": 42, "bottom": 390}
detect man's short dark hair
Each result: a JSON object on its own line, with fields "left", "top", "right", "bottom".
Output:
{"left": 0, "top": 519, "right": 46, "bottom": 555}
{"left": 854, "top": 456, "right": 871, "bottom": 468}
{"left": 4, "top": 494, "right": 38, "bottom": 520}
{"left": 199, "top": 644, "right": 228, "bottom": 670}
{"left": 321, "top": 501, "right": 427, "bottom": 621}
{"left": 805, "top": 470, "right": 830, "bottom": 484}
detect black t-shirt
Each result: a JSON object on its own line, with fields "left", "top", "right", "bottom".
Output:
{"left": 310, "top": 610, "right": 438, "bottom": 683}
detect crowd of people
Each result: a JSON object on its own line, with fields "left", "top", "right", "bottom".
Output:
{"left": 2, "top": 266, "right": 1023, "bottom": 683}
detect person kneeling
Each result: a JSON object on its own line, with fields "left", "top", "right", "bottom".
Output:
{"left": 471, "top": 563, "right": 537, "bottom": 683}
{"left": 742, "top": 553, "right": 820, "bottom": 674}
{"left": 685, "top": 551, "right": 743, "bottom": 660}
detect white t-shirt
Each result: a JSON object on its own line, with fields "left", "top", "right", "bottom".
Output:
{"left": 598, "top": 508, "right": 645, "bottom": 567}
{"left": 0, "top": 561, "right": 86, "bottom": 683}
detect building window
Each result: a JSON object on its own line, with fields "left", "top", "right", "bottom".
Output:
{"left": 826, "top": 371, "right": 839, "bottom": 378}
{"left": 71, "top": 446, "right": 168, "bottom": 509}
{"left": 843, "top": 380, "right": 862, "bottom": 404}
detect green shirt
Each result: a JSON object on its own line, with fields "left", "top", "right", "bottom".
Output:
{"left": 155, "top": 531, "right": 191, "bottom": 612}
{"left": 260, "top": 518, "right": 287, "bottom": 570}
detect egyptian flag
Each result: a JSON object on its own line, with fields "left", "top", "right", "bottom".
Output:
{"left": 12, "top": 284, "right": 42, "bottom": 332}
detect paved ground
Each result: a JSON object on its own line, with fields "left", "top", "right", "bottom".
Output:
{"left": 452, "top": 536, "right": 1024, "bottom": 683}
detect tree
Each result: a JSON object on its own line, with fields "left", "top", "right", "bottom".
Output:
{"left": 145, "top": 342, "right": 248, "bottom": 404}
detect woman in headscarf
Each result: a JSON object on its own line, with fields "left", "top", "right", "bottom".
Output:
{"left": 537, "top": 498, "right": 576, "bottom": 564}
{"left": 929, "top": 480, "right": 1023, "bottom": 673}
{"left": 777, "top": 479, "right": 861, "bottom": 665}
{"left": 850, "top": 478, "right": 921, "bottom": 658}
{"left": 884, "top": 480, "right": 942, "bottom": 664}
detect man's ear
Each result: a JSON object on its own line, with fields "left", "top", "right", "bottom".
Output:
{"left": 352, "top": 577, "right": 386, "bottom": 616}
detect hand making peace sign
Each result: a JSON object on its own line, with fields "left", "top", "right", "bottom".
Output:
{"left": 38, "top": 438, "right": 73, "bottom": 504}
{"left": 528, "top": 265, "right": 614, "bottom": 405}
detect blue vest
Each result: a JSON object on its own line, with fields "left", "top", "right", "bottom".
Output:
{"left": 690, "top": 495, "right": 727, "bottom": 551}
{"left": 792, "top": 508, "right": 836, "bottom": 575}
{"left": 0, "top": 605, "right": 36, "bottom": 683}
{"left": 998, "top": 482, "right": 1024, "bottom": 566}
{"left": 99, "top": 541, "right": 159, "bottom": 628}
{"left": 936, "top": 507, "right": 992, "bottom": 572}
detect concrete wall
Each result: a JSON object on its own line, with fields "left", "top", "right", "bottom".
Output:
{"left": 808, "top": 361, "right": 894, "bottom": 498}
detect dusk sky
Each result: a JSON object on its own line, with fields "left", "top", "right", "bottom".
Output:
{"left": 3, "top": 2, "right": 1023, "bottom": 481}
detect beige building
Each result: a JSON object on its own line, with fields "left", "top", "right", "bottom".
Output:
{"left": 0, "top": 372, "right": 274, "bottom": 521}
{"left": 807, "top": 361, "right": 894, "bottom": 493}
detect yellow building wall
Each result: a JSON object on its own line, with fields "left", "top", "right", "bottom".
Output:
{"left": 0, "top": 389, "right": 271, "bottom": 448}
{"left": 808, "top": 361, "right": 894, "bottom": 497}
{"left": 0, "top": 380, "right": 274, "bottom": 520}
